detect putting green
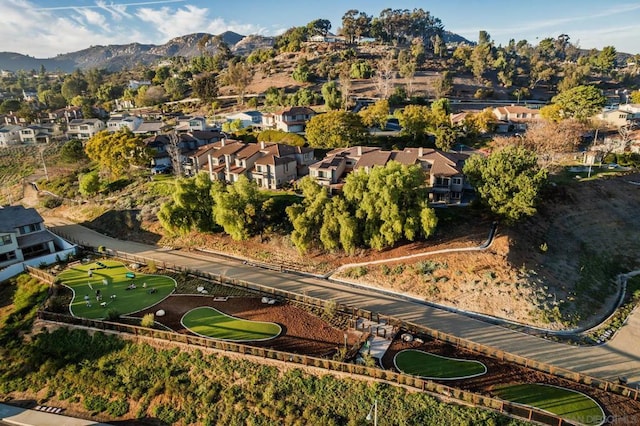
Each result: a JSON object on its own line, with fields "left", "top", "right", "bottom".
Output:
{"left": 181, "top": 307, "right": 281, "bottom": 342}
{"left": 492, "top": 383, "right": 605, "bottom": 426}
{"left": 57, "top": 259, "right": 176, "bottom": 319}
{"left": 394, "top": 349, "right": 487, "bottom": 379}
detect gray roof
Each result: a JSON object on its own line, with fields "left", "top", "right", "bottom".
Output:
{"left": 17, "top": 230, "right": 54, "bottom": 247}
{"left": 0, "top": 205, "right": 43, "bottom": 233}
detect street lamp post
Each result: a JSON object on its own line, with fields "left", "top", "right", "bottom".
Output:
{"left": 366, "top": 399, "right": 378, "bottom": 426}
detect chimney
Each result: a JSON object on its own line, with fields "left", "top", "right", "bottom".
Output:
{"left": 357, "top": 146, "right": 362, "bottom": 156}
{"left": 220, "top": 137, "right": 225, "bottom": 147}
{"left": 260, "top": 140, "right": 266, "bottom": 149}
{"left": 418, "top": 147, "right": 423, "bottom": 157}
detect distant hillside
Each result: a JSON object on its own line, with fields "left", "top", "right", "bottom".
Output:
{"left": 442, "top": 31, "right": 474, "bottom": 45}
{"left": 0, "top": 31, "right": 258, "bottom": 73}
{"left": 0, "top": 30, "right": 472, "bottom": 73}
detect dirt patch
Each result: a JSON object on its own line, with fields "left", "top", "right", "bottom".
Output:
{"left": 134, "top": 296, "right": 361, "bottom": 357}
{"left": 381, "top": 332, "right": 640, "bottom": 424}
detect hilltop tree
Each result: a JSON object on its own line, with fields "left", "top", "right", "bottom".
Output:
{"left": 307, "top": 19, "right": 331, "bottom": 36}
{"left": 192, "top": 73, "right": 218, "bottom": 102}
{"left": 463, "top": 146, "right": 548, "bottom": 224}
{"left": 305, "top": 111, "right": 367, "bottom": 148}
{"left": 223, "top": 61, "right": 252, "bottom": 104}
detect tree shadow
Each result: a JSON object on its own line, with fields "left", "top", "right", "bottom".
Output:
{"left": 82, "top": 209, "right": 162, "bottom": 244}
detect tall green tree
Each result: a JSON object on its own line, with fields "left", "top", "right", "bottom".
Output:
{"left": 549, "top": 85, "right": 606, "bottom": 121}
{"left": 212, "top": 176, "right": 268, "bottom": 241}
{"left": 343, "top": 161, "right": 437, "bottom": 250}
{"left": 287, "top": 177, "right": 332, "bottom": 253}
{"left": 305, "top": 111, "right": 367, "bottom": 148}
{"left": 359, "top": 99, "right": 389, "bottom": 130}
{"left": 79, "top": 171, "right": 101, "bottom": 196}
{"left": 463, "top": 146, "right": 548, "bottom": 224}
{"left": 192, "top": 73, "right": 218, "bottom": 103}
{"left": 321, "top": 81, "right": 342, "bottom": 110}
{"left": 394, "top": 104, "right": 431, "bottom": 141}
{"left": 84, "top": 129, "right": 150, "bottom": 179}
{"left": 158, "top": 172, "right": 219, "bottom": 236}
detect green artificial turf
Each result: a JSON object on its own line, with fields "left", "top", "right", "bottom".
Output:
{"left": 57, "top": 259, "right": 176, "bottom": 319}
{"left": 492, "top": 383, "right": 605, "bottom": 426}
{"left": 394, "top": 349, "right": 487, "bottom": 379}
{"left": 181, "top": 307, "right": 281, "bottom": 342}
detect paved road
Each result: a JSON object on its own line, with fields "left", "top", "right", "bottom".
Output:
{"left": 46, "top": 218, "right": 640, "bottom": 386}
{"left": 0, "top": 403, "right": 110, "bottom": 426}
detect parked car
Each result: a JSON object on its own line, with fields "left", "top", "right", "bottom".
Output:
{"left": 151, "top": 164, "right": 172, "bottom": 174}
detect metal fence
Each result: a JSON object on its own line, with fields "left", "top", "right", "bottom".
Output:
{"left": 38, "top": 310, "right": 572, "bottom": 426}
{"left": 46, "top": 234, "right": 640, "bottom": 405}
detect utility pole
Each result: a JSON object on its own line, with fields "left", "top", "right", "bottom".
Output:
{"left": 40, "top": 146, "right": 49, "bottom": 181}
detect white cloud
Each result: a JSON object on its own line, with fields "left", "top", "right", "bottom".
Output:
{"left": 0, "top": 0, "right": 147, "bottom": 57}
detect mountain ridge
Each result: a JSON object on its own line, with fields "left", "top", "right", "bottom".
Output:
{"left": 0, "top": 31, "right": 472, "bottom": 73}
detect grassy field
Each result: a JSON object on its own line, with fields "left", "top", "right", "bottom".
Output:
{"left": 492, "top": 383, "right": 605, "bottom": 426}
{"left": 57, "top": 259, "right": 176, "bottom": 319}
{"left": 181, "top": 306, "right": 281, "bottom": 341}
{"left": 393, "top": 349, "right": 487, "bottom": 380}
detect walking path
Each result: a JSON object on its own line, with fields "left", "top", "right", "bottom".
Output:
{"left": 45, "top": 217, "right": 640, "bottom": 385}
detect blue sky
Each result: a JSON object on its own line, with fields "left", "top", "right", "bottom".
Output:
{"left": 2, "top": 0, "right": 639, "bottom": 57}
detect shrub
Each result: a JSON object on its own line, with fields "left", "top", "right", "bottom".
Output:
{"left": 140, "top": 313, "right": 155, "bottom": 328}
{"left": 105, "top": 309, "right": 120, "bottom": 320}
{"left": 106, "top": 399, "right": 129, "bottom": 417}
{"left": 147, "top": 260, "right": 157, "bottom": 274}
{"left": 42, "top": 196, "right": 63, "bottom": 209}
{"left": 83, "top": 395, "right": 109, "bottom": 413}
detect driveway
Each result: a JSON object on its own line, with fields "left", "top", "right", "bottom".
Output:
{"left": 45, "top": 217, "right": 640, "bottom": 386}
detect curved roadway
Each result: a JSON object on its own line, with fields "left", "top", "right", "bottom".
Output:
{"left": 45, "top": 217, "right": 640, "bottom": 385}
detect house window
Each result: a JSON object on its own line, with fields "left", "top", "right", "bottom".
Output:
{"left": 19, "top": 223, "right": 40, "bottom": 234}
{"left": 452, "top": 177, "right": 463, "bottom": 185}
{"left": 450, "top": 192, "right": 461, "bottom": 200}
{"left": 0, "top": 235, "right": 12, "bottom": 246}
{"left": 0, "top": 251, "right": 17, "bottom": 262}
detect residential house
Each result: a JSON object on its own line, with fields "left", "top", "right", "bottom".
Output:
{"left": 145, "top": 133, "right": 199, "bottom": 169}
{"left": 19, "top": 125, "right": 52, "bottom": 144}
{"left": 205, "top": 140, "right": 246, "bottom": 181}
{"left": 0, "top": 124, "right": 23, "bottom": 147}
{"left": 175, "top": 116, "right": 207, "bottom": 132}
{"left": 66, "top": 118, "right": 106, "bottom": 140}
{"left": 226, "top": 111, "right": 263, "bottom": 129}
{"left": 128, "top": 80, "right": 151, "bottom": 90}
{"left": 0, "top": 205, "right": 76, "bottom": 278}
{"left": 190, "top": 129, "right": 223, "bottom": 146}
{"left": 47, "top": 106, "right": 82, "bottom": 123}
{"left": 492, "top": 105, "right": 541, "bottom": 131}
{"left": 595, "top": 108, "right": 634, "bottom": 128}
{"left": 308, "top": 155, "right": 347, "bottom": 186}
{"left": 312, "top": 146, "right": 472, "bottom": 204}
{"left": 224, "top": 144, "right": 263, "bottom": 183}
{"left": 264, "top": 107, "right": 316, "bottom": 133}
{"left": 107, "top": 114, "right": 143, "bottom": 132}
{"left": 252, "top": 142, "right": 314, "bottom": 189}
{"left": 618, "top": 104, "right": 640, "bottom": 123}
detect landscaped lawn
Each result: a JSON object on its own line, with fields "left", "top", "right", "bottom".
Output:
{"left": 181, "top": 306, "right": 281, "bottom": 342}
{"left": 394, "top": 349, "right": 487, "bottom": 379}
{"left": 57, "top": 259, "right": 176, "bottom": 319}
{"left": 492, "top": 383, "right": 605, "bottom": 426}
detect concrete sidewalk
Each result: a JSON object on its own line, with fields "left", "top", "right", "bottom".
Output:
{"left": 0, "top": 403, "right": 111, "bottom": 426}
